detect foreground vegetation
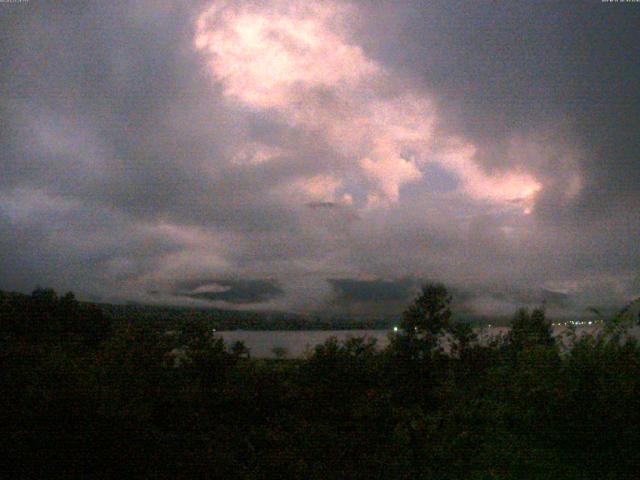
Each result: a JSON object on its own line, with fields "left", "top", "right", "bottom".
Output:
{"left": 1, "top": 286, "right": 639, "bottom": 479}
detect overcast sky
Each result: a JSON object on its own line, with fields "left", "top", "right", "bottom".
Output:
{"left": 1, "top": 0, "right": 639, "bottom": 318}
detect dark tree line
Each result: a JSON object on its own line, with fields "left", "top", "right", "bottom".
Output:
{"left": 0, "top": 288, "right": 110, "bottom": 345}
{"left": 1, "top": 284, "right": 639, "bottom": 478}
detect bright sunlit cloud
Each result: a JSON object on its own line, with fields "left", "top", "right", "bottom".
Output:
{"left": 194, "top": 0, "right": 547, "bottom": 211}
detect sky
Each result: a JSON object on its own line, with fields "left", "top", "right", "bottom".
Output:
{"left": 1, "top": 0, "right": 639, "bottom": 318}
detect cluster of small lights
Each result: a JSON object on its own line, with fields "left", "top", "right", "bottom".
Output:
{"left": 552, "top": 321, "right": 599, "bottom": 327}
{"left": 390, "top": 321, "right": 603, "bottom": 332}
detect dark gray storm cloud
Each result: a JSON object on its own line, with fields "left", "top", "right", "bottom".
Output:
{"left": 357, "top": 0, "right": 640, "bottom": 218}
{"left": 1, "top": 0, "right": 638, "bottom": 317}
{"left": 177, "top": 279, "right": 284, "bottom": 304}
{"left": 330, "top": 278, "right": 417, "bottom": 302}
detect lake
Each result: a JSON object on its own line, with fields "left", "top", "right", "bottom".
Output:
{"left": 217, "top": 325, "right": 640, "bottom": 358}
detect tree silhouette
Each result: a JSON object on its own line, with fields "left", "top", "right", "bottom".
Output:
{"left": 508, "top": 307, "right": 554, "bottom": 350}
{"left": 401, "top": 283, "right": 452, "bottom": 335}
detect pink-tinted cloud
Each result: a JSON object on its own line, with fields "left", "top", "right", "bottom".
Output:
{"left": 194, "top": 0, "right": 555, "bottom": 211}
{"left": 6, "top": 0, "right": 631, "bottom": 318}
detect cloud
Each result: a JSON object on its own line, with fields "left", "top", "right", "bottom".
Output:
{"left": 194, "top": 1, "right": 377, "bottom": 110}
{"left": 178, "top": 279, "right": 284, "bottom": 305}
{"left": 330, "top": 278, "right": 417, "bottom": 303}
{"left": 0, "top": 0, "right": 638, "bottom": 317}
{"left": 193, "top": 0, "right": 546, "bottom": 209}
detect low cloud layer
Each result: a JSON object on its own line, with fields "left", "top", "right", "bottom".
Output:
{"left": 1, "top": 0, "right": 639, "bottom": 318}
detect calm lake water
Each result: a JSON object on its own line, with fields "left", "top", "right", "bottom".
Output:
{"left": 218, "top": 326, "right": 640, "bottom": 358}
